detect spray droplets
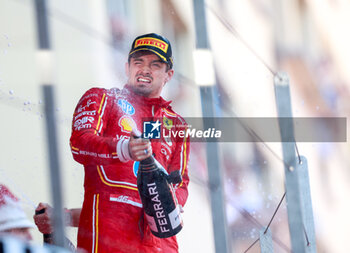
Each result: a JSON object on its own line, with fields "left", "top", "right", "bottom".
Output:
{"left": 250, "top": 228, "right": 257, "bottom": 239}
{"left": 2, "top": 34, "right": 11, "bottom": 54}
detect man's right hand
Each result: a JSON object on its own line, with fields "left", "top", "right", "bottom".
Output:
{"left": 128, "top": 130, "right": 152, "bottom": 161}
{"left": 33, "top": 203, "right": 53, "bottom": 234}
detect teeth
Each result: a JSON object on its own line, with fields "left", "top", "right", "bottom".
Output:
{"left": 137, "top": 77, "right": 151, "bottom": 83}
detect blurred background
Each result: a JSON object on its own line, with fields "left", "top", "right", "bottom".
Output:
{"left": 0, "top": 0, "right": 349, "bottom": 252}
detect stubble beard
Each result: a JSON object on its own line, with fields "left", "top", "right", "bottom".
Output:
{"left": 129, "top": 84, "right": 152, "bottom": 97}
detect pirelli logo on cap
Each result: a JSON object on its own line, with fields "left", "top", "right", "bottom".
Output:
{"left": 135, "top": 37, "right": 169, "bottom": 53}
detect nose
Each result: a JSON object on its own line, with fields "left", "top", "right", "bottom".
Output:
{"left": 140, "top": 64, "right": 151, "bottom": 74}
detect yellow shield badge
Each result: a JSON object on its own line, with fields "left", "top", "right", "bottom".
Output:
{"left": 163, "top": 117, "right": 173, "bottom": 130}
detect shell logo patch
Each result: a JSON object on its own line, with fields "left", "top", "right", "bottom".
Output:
{"left": 163, "top": 117, "right": 173, "bottom": 130}
{"left": 119, "top": 115, "right": 137, "bottom": 133}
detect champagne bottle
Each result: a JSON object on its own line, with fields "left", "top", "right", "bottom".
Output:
{"left": 137, "top": 155, "right": 183, "bottom": 238}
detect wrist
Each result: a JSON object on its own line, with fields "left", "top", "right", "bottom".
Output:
{"left": 64, "top": 208, "right": 72, "bottom": 227}
{"left": 117, "top": 138, "right": 132, "bottom": 162}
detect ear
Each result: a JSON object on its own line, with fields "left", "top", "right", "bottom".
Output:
{"left": 165, "top": 69, "right": 174, "bottom": 84}
{"left": 125, "top": 62, "right": 130, "bottom": 77}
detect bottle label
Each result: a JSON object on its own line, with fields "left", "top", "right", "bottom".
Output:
{"left": 145, "top": 213, "right": 158, "bottom": 232}
{"left": 168, "top": 205, "right": 182, "bottom": 229}
{"left": 147, "top": 182, "right": 170, "bottom": 233}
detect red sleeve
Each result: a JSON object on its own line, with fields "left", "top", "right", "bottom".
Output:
{"left": 70, "top": 88, "right": 123, "bottom": 165}
{"left": 167, "top": 121, "right": 190, "bottom": 207}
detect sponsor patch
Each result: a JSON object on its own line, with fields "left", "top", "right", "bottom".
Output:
{"left": 117, "top": 99, "right": 135, "bottom": 115}
{"left": 163, "top": 117, "right": 173, "bottom": 130}
{"left": 79, "top": 150, "right": 97, "bottom": 157}
{"left": 75, "top": 124, "right": 91, "bottom": 131}
{"left": 116, "top": 134, "right": 129, "bottom": 140}
{"left": 161, "top": 142, "right": 172, "bottom": 154}
{"left": 79, "top": 93, "right": 98, "bottom": 102}
{"left": 77, "top": 99, "right": 97, "bottom": 113}
{"left": 119, "top": 115, "right": 137, "bottom": 133}
{"left": 133, "top": 161, "right": 140, "bottom": 177}
{"left": 135, "top": 37, "right": 168, "bottom": 53}
{"left": 74, "top": 110, "right": 96, "bottom": 120}
{"left": 109, "top": 194, "right": 142, "bottom": 208}
{"left": 74, "top": 116, "right": 94, "bottom": 130}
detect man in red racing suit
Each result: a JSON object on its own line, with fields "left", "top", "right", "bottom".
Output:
{"left": 70, "top": 33, "right": 190, "bottom": 253}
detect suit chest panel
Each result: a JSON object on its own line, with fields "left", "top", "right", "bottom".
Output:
{"left": 103, "top": 98, "right": 150, "bottom": 138}
{"left": 102, "top": 98, "right": 178, "bottom": 166}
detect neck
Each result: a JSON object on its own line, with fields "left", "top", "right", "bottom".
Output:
{"left": 125, "top": 85, "right": 160, "bottom": 99}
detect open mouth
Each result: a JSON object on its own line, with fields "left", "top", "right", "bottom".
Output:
{"left": 136, "top": 76, "right": 152, "bottom": 84}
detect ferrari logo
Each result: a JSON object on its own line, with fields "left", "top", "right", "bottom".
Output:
{"left": 163, "top": 117, "right": 173, "bottom": 130}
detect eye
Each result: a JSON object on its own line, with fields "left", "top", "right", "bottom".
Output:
{"left": 151, "top": 63, "right": 161, "bottom": 68}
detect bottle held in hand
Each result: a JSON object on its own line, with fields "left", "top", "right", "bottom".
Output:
{"left": 35, "top": 209, "right": 54, "bottom": 244}
{"left": 137, "top": 155, "right": 183, "bottom": 238}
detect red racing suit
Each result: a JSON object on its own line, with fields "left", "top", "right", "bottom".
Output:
{"left": 70, "top": 85, "right": 190, "bottom": 253}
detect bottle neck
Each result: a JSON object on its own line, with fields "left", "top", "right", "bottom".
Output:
{"left": 140, "top": 155, "right": 155, "bottom": 166}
